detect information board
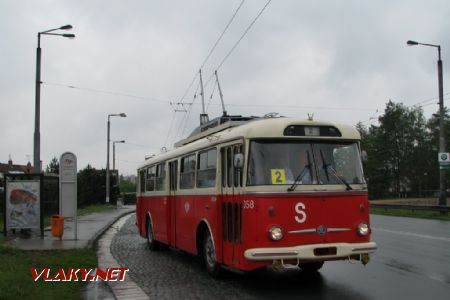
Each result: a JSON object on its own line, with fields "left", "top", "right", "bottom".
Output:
{"left": 60, "top": 152, "right": 77, "bottom": 217}
{"left": 5, "top": 180, "right": 40, "bottom": 229}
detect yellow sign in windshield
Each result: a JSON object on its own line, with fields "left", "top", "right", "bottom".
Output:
{"left": 271, "top": 169, "right": 286, "bottom": 184}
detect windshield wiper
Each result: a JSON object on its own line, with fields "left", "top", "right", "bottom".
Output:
{"left": 288, "top": 151, "right": 313, "bottom": 192}
{"left": 320, "top": 150, "right": 352, "bottom": 191}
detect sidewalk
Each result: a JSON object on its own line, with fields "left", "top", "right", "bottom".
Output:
{"left": 7, "top": 205, "right": 135, "bottom": 250}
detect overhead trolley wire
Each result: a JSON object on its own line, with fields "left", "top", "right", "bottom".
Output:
{"left": 203, "top": 0, "right": 273, "bottom": 88}
{"left": 177, "top": 0, "right": 273, "bottom": 136}
{"left": 215, "top": 0, "right": 272, "bottom": 72}
{"left": 199, "top": 0, "right": 246, "bottom": 70}
{"left": 165, "top": 1, "right": 247, "bottom": 145}
{"left": 176, "top": 0, "right": 246, "bottom": 106}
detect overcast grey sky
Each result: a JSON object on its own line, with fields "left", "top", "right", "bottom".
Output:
{"left": 1, "top": 0, "right": 449, "bottom": 175}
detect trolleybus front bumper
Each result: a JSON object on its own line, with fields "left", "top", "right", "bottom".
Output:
{"left": 244, "top": 242, "right": 377, "bottom": 261}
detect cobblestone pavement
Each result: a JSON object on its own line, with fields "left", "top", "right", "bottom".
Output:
{"left": 110, "top": 214, "right": 365, "bottom": 300}
{"left": 110, "top": 214, "right": 450, "bottom": 300}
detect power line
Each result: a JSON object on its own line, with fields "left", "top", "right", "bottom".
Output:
{"left": 178, "top": 0, "right": 273, "bottom": 133}
{"left": 125, "top": 141, "right": 150, "bottom": 148}
{"left": 176, "top": 1, "right": 246, "bottom": 105}
{"left": 216, "top": 0, "right": 272, "bottom": 73}
{"left": 359, "top": 95, "right": 450, "bottom": 124}
{"left": 115, "top": 158, "right": 141, "bottom": 164}
{"left": 225, "top": 103, "right": 377, "bottom": 111}
{"left": 408, "top": 92, "right": 450, "bottom": 108}
{"left": 164, "top": 111, "right": 177, "bottom": 148}
{"left": 204, "top": 0, "right": 273, "bottom": 87}
{"left": 200, "top": 0, "right": 246, "bottom": 70}
{"left": 43, "top": 81, "right": 170, "bottom": 103}
{"left": 167, "top": 1, "right": 248, "bottom": 144}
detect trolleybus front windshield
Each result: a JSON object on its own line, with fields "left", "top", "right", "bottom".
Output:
{"left": 247, "top": 140, "right": 365, "bottom": 186}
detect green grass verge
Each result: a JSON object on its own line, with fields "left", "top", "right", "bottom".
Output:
{"left": 77, "top": 203, "right": 116, "bottom": 216}
{"left": 371, "top": 207, "right": 450, "bottom": 221}
{"left": 0, "top": 204, "right": 114, "bottom": 298}
{"left": 0, "top": 239, "right": 97, "bottom": 300}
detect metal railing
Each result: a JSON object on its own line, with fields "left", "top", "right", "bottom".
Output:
{"left": 371, "top": 203, "right": 450, "bottom": 213}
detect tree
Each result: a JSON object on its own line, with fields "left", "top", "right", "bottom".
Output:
{"left": 360, "top": 101, "right": 429, "bottom": 198}
{"left": 45, "top": 157, "right": 59, "bottom": 174}
{"left": 119, "top": 178, "right": 136, "bottom": 193}
{"left": 77, "top": 165, "right": 119, "bottom": 206}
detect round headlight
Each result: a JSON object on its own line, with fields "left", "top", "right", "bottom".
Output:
{"left": 268, "top": 226, "right": 283, "bottom": 241}
{"left": 357, "top": 222, "right": 369, "bottom": 236}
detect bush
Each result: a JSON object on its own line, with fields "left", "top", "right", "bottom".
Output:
{"left": 122, "top": 192, "right": 136, "bottom": 205}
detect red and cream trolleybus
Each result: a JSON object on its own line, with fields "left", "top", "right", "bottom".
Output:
{"left": 136, "top": 115, "right": 377, "bottom": 276}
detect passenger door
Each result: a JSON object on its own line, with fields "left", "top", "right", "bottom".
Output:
{"left": 168, "top": 160, "right": 178, "bottom": 247}
{"left": 220, "top": 143, "right": 244, "bottom": 267}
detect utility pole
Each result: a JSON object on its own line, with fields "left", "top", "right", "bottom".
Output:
{"left": 407, "top": 40, "right": 446, "bottom": 205}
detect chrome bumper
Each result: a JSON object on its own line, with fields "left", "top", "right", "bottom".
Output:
{"left": 244, "top": 242, "right": 377, "bottom": 261}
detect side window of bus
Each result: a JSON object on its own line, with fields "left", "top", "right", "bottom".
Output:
{"left": 197, "top": 148, "right": 217, "bottom": 188}
{"left": 180, "top": 154, "right": 196, "bottom": 189}
{"left": 155, "top": 163, "right": 166, "bottom": 191}
{"left": 224, "top": 144, "right": 243, "bottom": 188}
{"left": 139, "top": 170, "right": 146, "bottom": 193}
{"left": 221, "top": 148, "right": 227, "bottom": 188}
{"left": 169, "top": 161, "right": 178, "bottom": 191}
{"left": 234, "top": 145, "right": 243, "bottom": 187}
{"left": 146, "top": 166, "right": 156, "bottom": 191}
{"left": 227, "top": 147, "right": 232, "bottom": 188}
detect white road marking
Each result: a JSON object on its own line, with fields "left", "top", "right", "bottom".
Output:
{"left": 372, "top": 227, "right": 450, "bottom": 243}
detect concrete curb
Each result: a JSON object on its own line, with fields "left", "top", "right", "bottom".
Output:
{"left": 97, "top": 214, "right": 150, "bottom": 300}
{"left": 87, "top": 208, "right": 135, "bottom": 249}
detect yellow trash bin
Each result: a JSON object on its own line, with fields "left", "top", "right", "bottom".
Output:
{"left": 51, "top": 215, "right": 64, "bottom": 238}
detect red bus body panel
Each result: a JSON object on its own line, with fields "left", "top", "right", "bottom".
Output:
{"left": 137, "top": 190, "right": 371, "bottom": 271}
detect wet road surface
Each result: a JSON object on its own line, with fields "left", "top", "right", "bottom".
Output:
{"left": 111, "top": 214, "right": 450, "bottom": 299}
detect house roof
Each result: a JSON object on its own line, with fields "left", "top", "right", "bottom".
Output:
{"left": 0, "top": 162, "right": 31, "bottom": 174}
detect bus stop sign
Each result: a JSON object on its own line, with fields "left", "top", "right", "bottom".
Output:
{"left": 438, "top": 152, "right": 450, "bottom": 170}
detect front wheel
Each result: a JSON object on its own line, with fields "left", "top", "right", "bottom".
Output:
{"left": 203, "top": 231, "right": 221, "bottom": 278}
{"left": 299, "top": 261, "right": 324, "bottom": 273}
{"left": 146, "top": 219, "right": 160, "bottom": 251}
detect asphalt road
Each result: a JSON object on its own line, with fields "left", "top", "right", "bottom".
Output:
{"left": 111, "top": 214, "right": 450, "bottom": 300}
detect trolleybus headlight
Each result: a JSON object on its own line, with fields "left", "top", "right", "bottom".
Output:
{"left": 268, "top": 226, "right": 283, "bottom": 241}
{"left": 357, "top": 222, "right": 369, "bottom": 236}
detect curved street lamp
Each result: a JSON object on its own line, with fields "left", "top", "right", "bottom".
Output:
{"left": 407, "top": 40, "right": 446, "bottom": 206}
{"left": 34, "top": 25, "right": 75, "bottom": 173}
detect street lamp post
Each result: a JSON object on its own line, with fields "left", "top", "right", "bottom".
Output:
{"left": 407, "top": 40, "right": 446, "bottom": 206}
{"left": 34, "top": 25, "right": 75, "bottom": 173}
{"left": 106, "top": 113, "right": 126, "bottom": 203}
{"left": 113, "top": 140, "right": 125, "bottom": 170}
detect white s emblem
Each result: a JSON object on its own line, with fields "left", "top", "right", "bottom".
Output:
{"left": 295, "top": 202, "right": 306, "bottom": 223}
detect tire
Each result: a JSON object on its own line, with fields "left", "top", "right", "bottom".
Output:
{"left": 299, "top": 261, "right": 324, "bottom": 273}
{"left": 202, "top": 230, "right": 221, "bottom": 278}
{"left": 146, "top": 218, "right": 160, "bottom": 251}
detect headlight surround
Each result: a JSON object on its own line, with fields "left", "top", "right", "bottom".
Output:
{"left": 268, "top": 226, "right": 283, "bottom": 241}
{"left": 357, "top": 222, "right": 370, "bottom": 236}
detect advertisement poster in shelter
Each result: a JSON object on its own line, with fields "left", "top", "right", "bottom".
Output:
{"left": 6, "top": 180, "right": 40, "bottom": 229}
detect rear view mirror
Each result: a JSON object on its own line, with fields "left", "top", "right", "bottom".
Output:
{"left": 361, "top": 150, "right": 368, "bottom": 163}
{"left": 234, "top": 153, "right": 244, "bottom": 169}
